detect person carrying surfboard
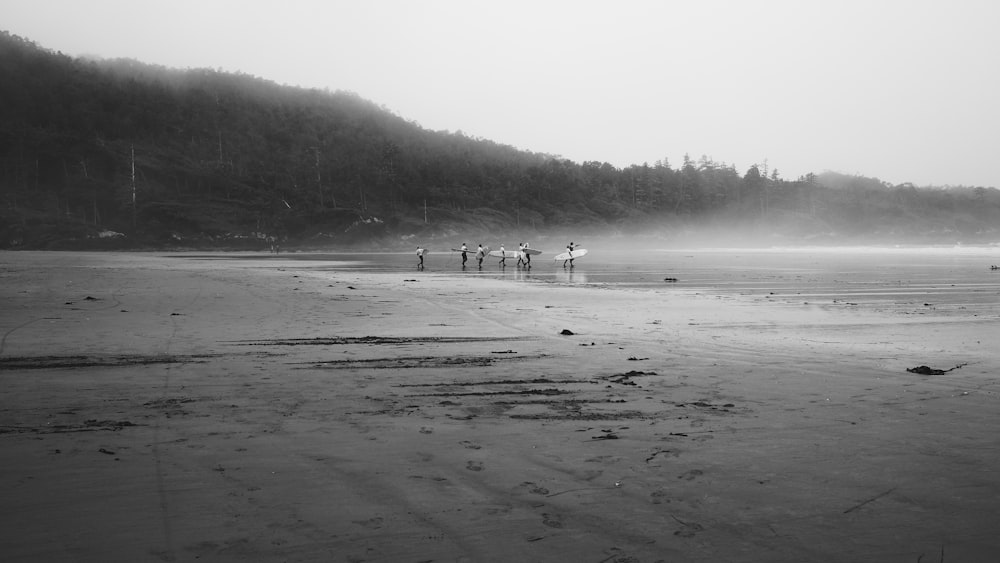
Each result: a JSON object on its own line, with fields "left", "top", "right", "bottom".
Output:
{"left": 460, "top": 243, "right": 469, "bottom": 266}
{"left": 476, "top": 244, "right": 485, "bottom": 268}
{"left": 416, "top": 246, "right": 426, "bottom": 269}
{"left": 498, "top": 244, "right": 507, "bottom": 267}
{"left": 563, "top": 242, "right": 575, "bottom": 268}
{"left": 517, "top": 243, "right": 526, "bottom": 267}
{"left": 524, "top": 242, "right": 532, "bottom": 267}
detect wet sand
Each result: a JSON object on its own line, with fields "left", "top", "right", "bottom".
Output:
{"left": 1, "top": 251, "right": 998, "bottom": 562}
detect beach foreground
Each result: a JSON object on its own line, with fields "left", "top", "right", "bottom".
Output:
{"left": 1, "top": 251, "right": 998, "bottom": 562}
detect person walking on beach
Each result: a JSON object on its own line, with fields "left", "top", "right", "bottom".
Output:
{"left": 523, "top": 242, "right": 532, "bottom": 267}
{"left": 517, "top": 242, "right": 526, "bottom": 267}
{"left": 498, "top": 244, "right": 507, "bottom": 267}
{"left": 476, "top": 244, "right": 485, "bottom": 268}
{"left": 416, "top": 246, "right": 426, "bottom": 269}
{"left": 563, "top": 241, "right": 575, "bottom": 268}
{"left": 460, "top": 243, "right": 469, "bottom": 267}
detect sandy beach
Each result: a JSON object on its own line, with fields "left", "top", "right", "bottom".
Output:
{"left": 1, "top": 251, "right": 998, "bottom": 562}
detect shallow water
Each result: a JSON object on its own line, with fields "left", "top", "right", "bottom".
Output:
{"left": 242, "top": 245, "right": 1000, "bottom": 315}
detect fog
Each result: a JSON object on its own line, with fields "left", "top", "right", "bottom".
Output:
{"left": 2, "top": 0, "right": 999, "bottom": 188}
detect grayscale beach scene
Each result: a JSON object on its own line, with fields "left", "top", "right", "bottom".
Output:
{"left": 3, "top": 246, "right": 998, "bottom": 561}
{"left": 3, "top": 1, "right": 1000, "bottom": 561}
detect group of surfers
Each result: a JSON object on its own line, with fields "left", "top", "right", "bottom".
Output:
{"left": 415, "top": 241, "right": 579, "bottom": 269}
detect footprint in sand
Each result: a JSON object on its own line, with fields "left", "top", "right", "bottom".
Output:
{"left": 519, "top": 481, "right": 550, "bottom": 495}
{"left": 678, "top": 469, "right": 703, "bottom": 481}
{"left": 352, "top": 516, "right": 384, "bottom": 529}
{"left": 466, "top": 461, "right": 484, "bottom": 471}
{"left": 651, "top": 489, "right": 671, "bottom": 504}
{"left": 412, "top": 451, "right": 434, "bottom": 463}
{"left": 419, "top": 426, "right": 433, "bottom": 434}
{"left": 459, "top": 440, "right": 482, "bottom": 450}
{"left": 673, "top": 519, "right": 704, "bottom": 537}
{"left": 600, "top": 547, "right": 639, "bottom": 563}
{"left": 541, "top": 513, "right": 563, "bottom": 528}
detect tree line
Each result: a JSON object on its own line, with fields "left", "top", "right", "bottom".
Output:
{"left": 2, "top": 30, "right": 998, "bottom": 249}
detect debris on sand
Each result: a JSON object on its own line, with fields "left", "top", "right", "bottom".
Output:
{"left": 599, "top": 370, "right": 657, "bottom": 386}
{"left": 560, "top": 329, "right": 575, "bottom": 335}
{"left": 908, "top": 365, "right": 945, "bottom": 375}
{"left": 589, "top": 431, "right": 619, "bottom": 441}
{"left": 906, "top": 363, "right": 967, "bottom": 375}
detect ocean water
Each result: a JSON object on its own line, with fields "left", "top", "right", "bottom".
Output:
{"left": 257, "top": 244, "right": 1000, "bottom": 315}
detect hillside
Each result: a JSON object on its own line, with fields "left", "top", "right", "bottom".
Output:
{"left": 2, "top": 30, "right": 999, "bottom": 250}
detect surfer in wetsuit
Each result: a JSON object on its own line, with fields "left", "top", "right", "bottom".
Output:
{"left": 499, "top": 244, "right": 507, "bottom": 267}
{"left": 524, "top": 242, "right": 531, "bottom": 267}
{"left": 476, "top": 244, "right": 485, "bottom": 268}
{"left": 563, "top": 242, "right": 575, "bottom": 268}
{"left": 460, "top": 243, "right": 469, "bottom": 267}
{"left": 416, "top": 246, "right": 425, "bottom": 269}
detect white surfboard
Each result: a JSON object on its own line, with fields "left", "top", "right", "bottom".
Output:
{"left": 522, "top": 248, "right": 543, "bottom": 256}
{"left": 553, "top": 248, "right": 588, "bottom": 261}
{"left": 454, "top": 247, "right": 489, "bottom": 256}
{"left": 489, "top": 250, "right": 520, "bottom": 258}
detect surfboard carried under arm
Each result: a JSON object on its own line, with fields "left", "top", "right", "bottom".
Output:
{"left": 489, "top": 250, "right": 520, "bottom": 259}
{"left": 553, "top": 248, "right": 588, "bottom": 261}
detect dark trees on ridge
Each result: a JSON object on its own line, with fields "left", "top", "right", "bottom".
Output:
{"left": 1, "top": 30, "right": 998, "bottom": 249}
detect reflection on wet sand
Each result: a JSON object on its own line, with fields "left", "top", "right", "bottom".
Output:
{"left": 553, "top": 268, "right": 587, "bottom": 284}
{"left": 497, "top": 265, "right": 589, "bottom": 284}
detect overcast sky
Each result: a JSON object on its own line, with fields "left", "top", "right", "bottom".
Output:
{"left": 3, "top": 0, "right": 998, "bottom": 187}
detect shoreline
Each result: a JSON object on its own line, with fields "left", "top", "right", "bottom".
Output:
{"left": 1, "top": 251, "right": 998, "bottom": 562}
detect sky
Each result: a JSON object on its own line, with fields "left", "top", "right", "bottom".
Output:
{"left": 3, "top": 0, "right": 999, "bottom": 188}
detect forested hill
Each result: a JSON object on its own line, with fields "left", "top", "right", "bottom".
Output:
{"left": 2, "top": 31, "right": 998, "bottom": 250}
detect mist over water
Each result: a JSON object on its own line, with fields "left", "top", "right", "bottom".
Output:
{"left": 251, "top": 242, "right": 1000, "bottom": 316}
